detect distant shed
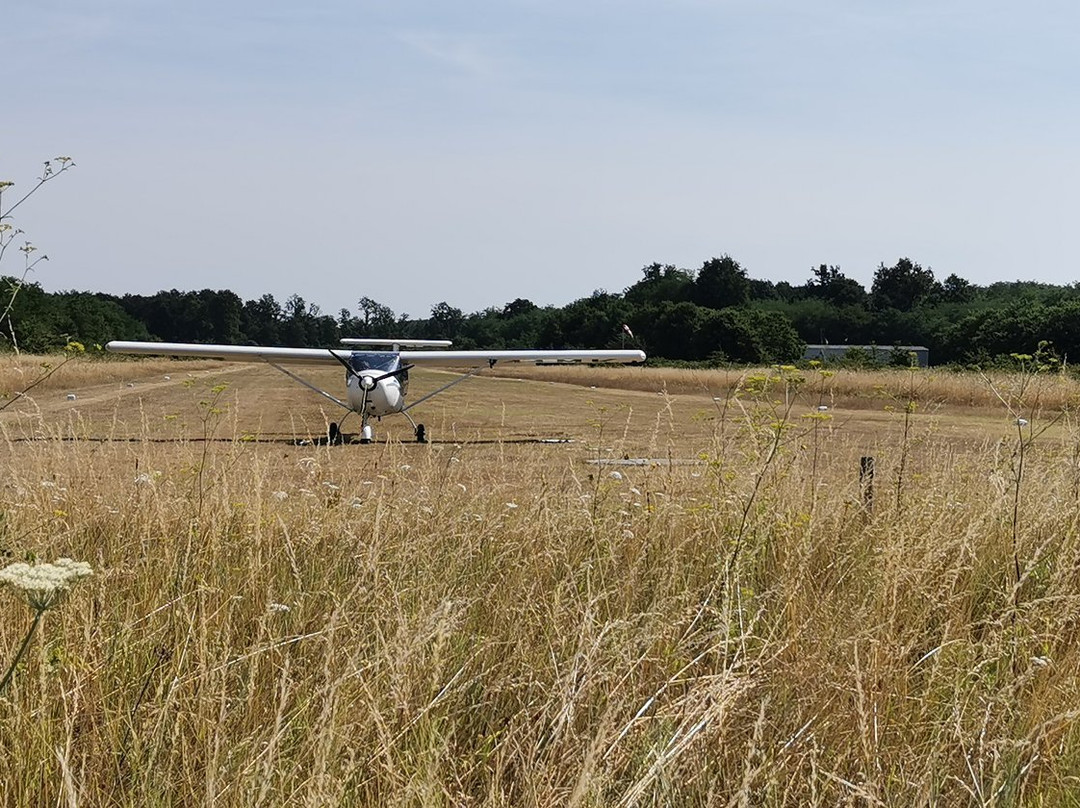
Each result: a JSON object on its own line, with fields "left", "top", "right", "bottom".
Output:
{"left": 803, "top": 344, "right": 930, "bottom": 368}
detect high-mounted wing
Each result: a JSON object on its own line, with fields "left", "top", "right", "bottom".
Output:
{"left": 399, "top": 349, "right": 646, "bottom": 367}
{"left": 105, "top": 341, "right": 352, "bottom": 365}
{"left": 105, "top": 341, "right": 646, "bottom": 367}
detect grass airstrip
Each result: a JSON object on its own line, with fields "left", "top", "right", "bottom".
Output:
{"left": 2, "top": 354, "right": 1080, "bottom": 805}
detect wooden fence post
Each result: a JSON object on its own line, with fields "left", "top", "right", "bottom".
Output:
{"left": 860, "top": 456, "right": 875, "bottom": 514}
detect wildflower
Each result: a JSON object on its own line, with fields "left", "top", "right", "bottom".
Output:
{"left": 609, "top": 471, "right": 624, "bottom": 481}
{"left": 0, "top": 558, "right": 93, "bottom": 611}
{"left": 271, "top": 490, "right": 288, "bottom": 501}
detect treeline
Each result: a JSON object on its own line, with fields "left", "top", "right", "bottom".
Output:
{"left": 2, "top": 256, "right": 1078, "bottom": 365}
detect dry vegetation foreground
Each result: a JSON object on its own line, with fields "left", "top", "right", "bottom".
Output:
{"left": 2, "top": 356, "right": 1080, "bottom": 805}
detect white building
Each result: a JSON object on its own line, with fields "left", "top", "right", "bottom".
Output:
{"left": 803, "top": 344, "right": 929, "bottom": 367}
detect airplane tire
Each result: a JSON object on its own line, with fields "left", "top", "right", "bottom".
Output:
{"left": 416, "top": 424, "right": 427, "bottom": 443}
{"left": 328, "top": 422, "right": 341, "bottom": 445}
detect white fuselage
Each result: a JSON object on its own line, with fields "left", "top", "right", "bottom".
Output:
{"left": 345, "top": 372, "right": 405, "bottom": 416}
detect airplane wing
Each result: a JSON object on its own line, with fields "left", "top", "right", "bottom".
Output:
{"left": 105, "top": 341, "right": 354, "bottom": 365}
{"left": 399, "top": 349, "right": 646, "bottom": 367}
{"left": 106, "top": 341, "right": 646, "bottom": 367}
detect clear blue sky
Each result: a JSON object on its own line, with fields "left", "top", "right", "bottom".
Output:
{"left": 6, "top": 0, "right": 1079, "bottom": 320}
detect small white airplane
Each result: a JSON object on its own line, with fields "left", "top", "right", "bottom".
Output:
{"left": 105, "top": 338, "right": 646, "bottom": 444}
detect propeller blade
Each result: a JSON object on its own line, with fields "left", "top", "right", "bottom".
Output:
{"left": 372, "top": 363, "right": 413, "bottom": 383}
{"left": 328, "top": 349, "right": 360, "bottom": 379}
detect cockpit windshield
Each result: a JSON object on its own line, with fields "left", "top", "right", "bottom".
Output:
{"left": 348, "top": 351, "right": 399, "bottom": 373}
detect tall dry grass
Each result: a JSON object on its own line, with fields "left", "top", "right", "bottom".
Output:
{"left": 0, "top": 366, "right": 1079, "bottom": 804}
{"left": 0, "top": 354, "right": 227, "bottom": 398}
{"left": 493, "top": 363, "right": 1080, "bottom": 414}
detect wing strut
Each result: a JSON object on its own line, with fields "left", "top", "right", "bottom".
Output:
{"left": 263, "top": 360, "right": 352, "bottom": 411}
{"left": 403, "top": 365, "right": 487, "bottom": 412}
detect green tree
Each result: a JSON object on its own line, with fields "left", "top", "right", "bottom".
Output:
{"left": 807, "top": 264, "right": 867, "bottom": 307}
{"left": 691, "top": 255, "right": 750, "bottom": 309}
{"left": 870, "top": 258, "right": 940, "bottom": 311}
{"left": 428, "top": 302, "right": 465, "bottom": 340}
{"left": 941, "top": 273, "right": 975, "bottom": 304}
{"left": 624, "top": 263, "right": 694, "bottom": 305}
{"left": 356, "top": 296, "right": 398, "bottom": 337}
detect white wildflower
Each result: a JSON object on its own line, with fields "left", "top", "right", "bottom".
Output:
{"left": 0, "top": 558, "right": 93, "bottom": 611}
{"left": 134, "top": 473, "right": 154, "bottom": 486}
{"left": 609, "top": 471, "right": 623, "bottom": 481}
{"left": 271, "top": 490, "right": 288, "bottom": 501}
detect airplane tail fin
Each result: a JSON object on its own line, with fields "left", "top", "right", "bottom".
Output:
{"left": 341, "top": 338, "right": 452, "bottom": 349}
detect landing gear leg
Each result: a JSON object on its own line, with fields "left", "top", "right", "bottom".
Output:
{"left": 360, "top": 422, "right": 374, "bottom": 444}
{"left": 401, "top": 409, "right": 427, "bottom": 443}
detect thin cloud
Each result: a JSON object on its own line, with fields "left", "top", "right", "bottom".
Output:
{"left": 395, "top": 30, "right": 506, "bottom": 79}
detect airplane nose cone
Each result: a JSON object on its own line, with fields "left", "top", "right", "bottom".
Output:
{"left": 360, "top": 375, "right": 376, "bottom": 390}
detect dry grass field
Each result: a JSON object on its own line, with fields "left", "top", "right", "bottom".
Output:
{"left": 2, "top": 355, "right": 1080, "bottom": 805}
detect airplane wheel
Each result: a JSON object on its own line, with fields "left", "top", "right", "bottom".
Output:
{"left": 328, "top": 422, "right": 341, "bottom": 445}
{"left": 416, "top": 424, "right": 427, "bottom": 444}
